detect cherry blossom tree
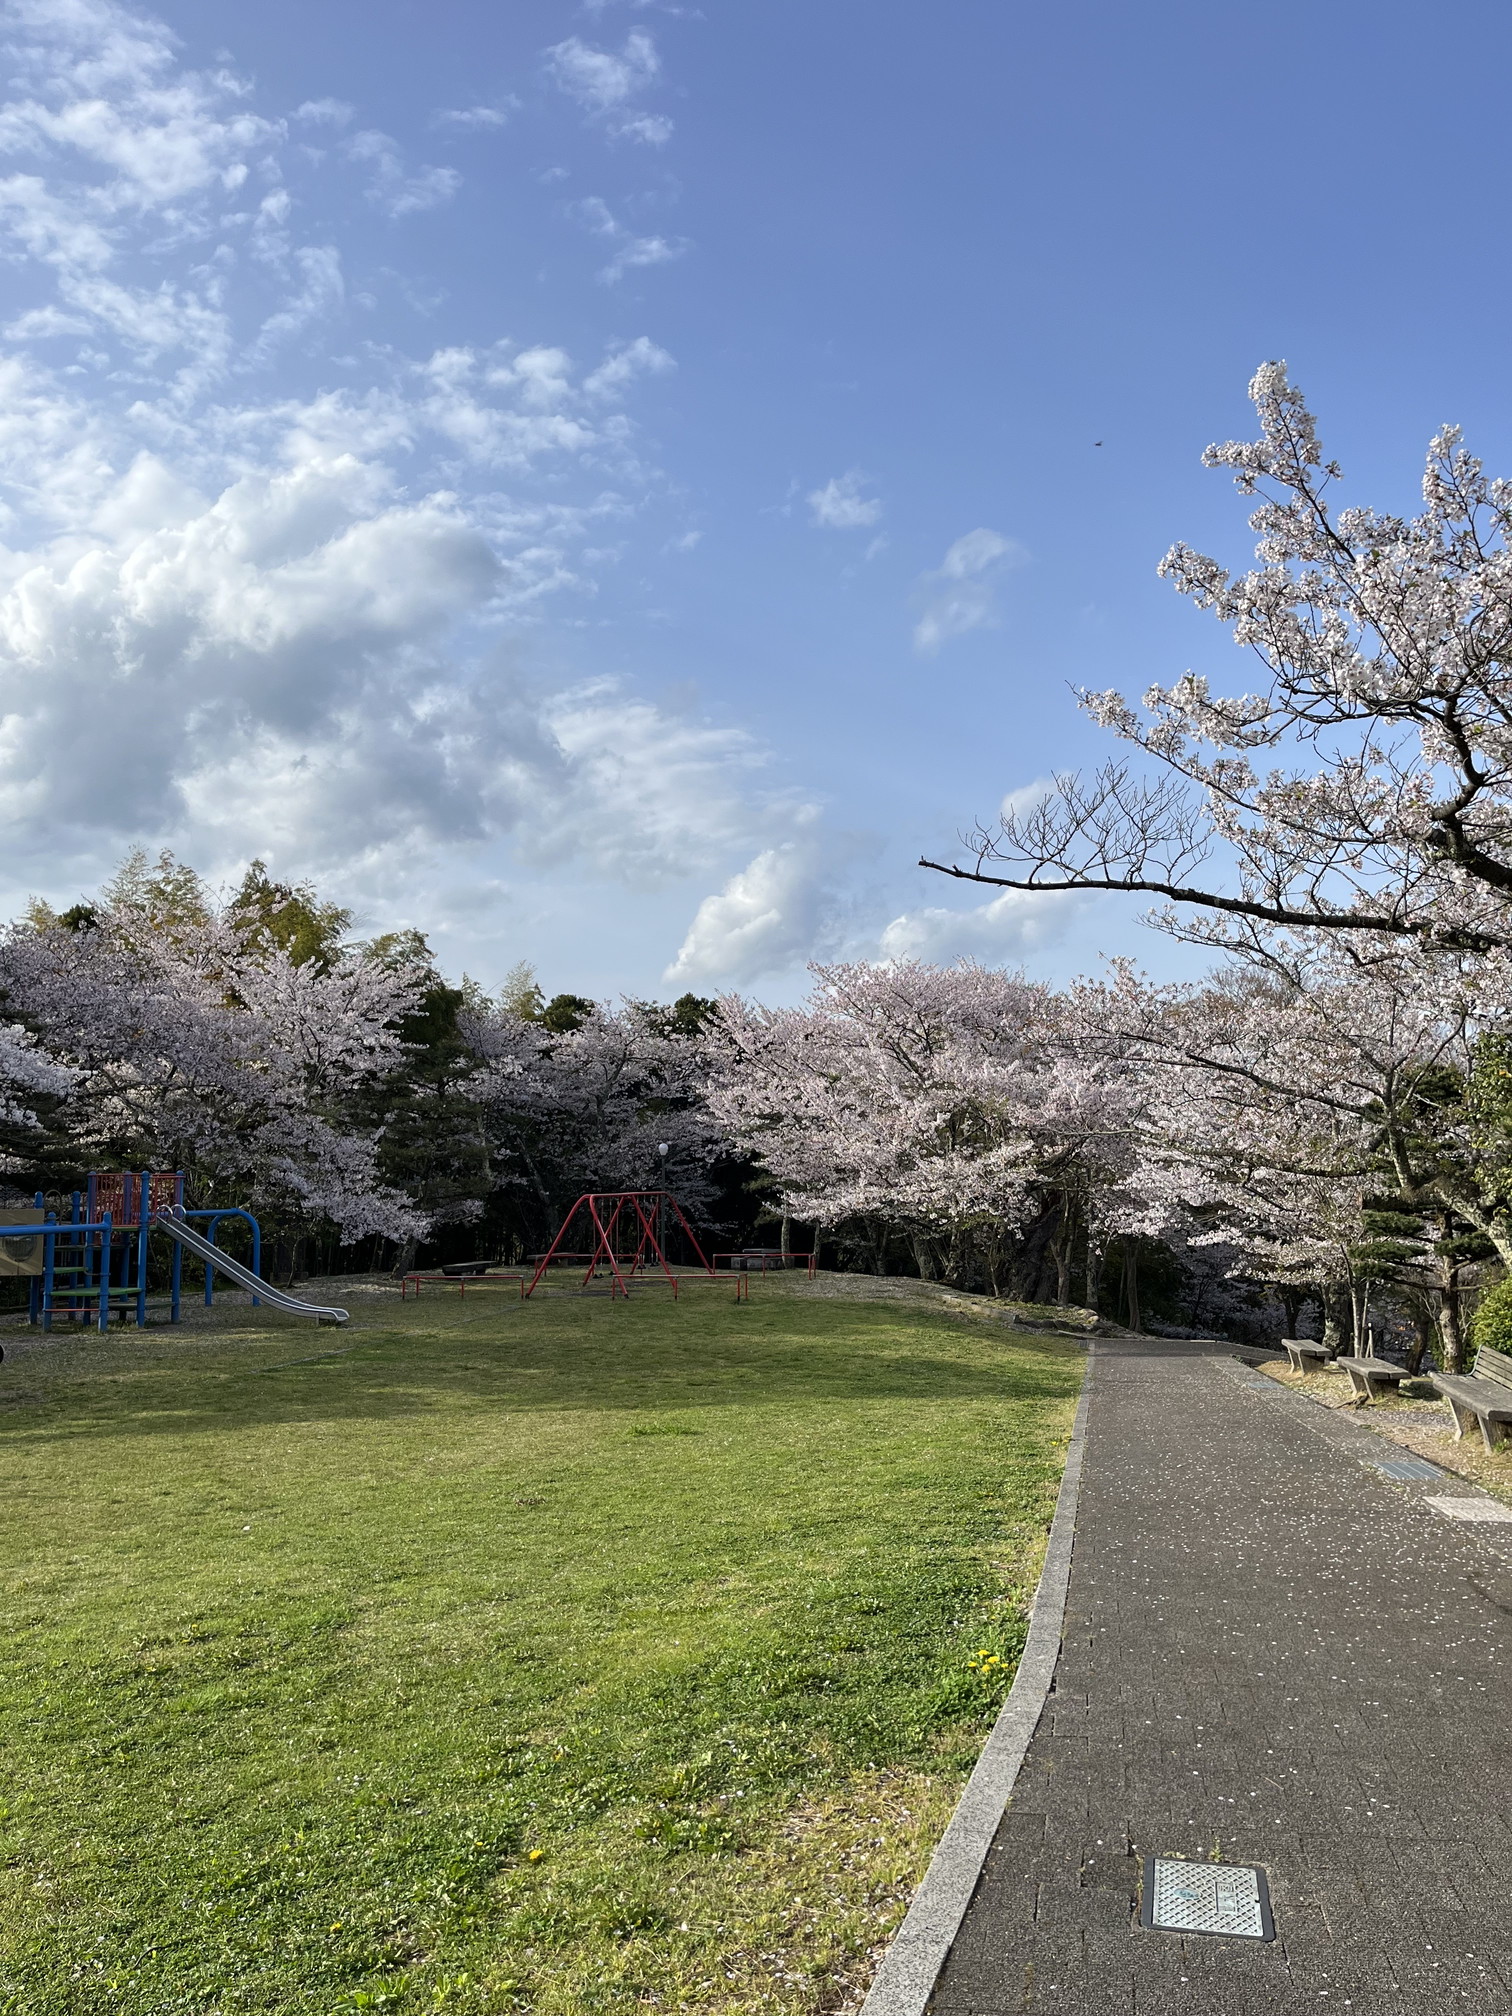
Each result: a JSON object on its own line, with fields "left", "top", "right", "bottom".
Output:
{"left": 710, "top": 960, "right": 1144, "bottom": 1300}
{"left": 925, "top": 362, "right": 1512, "bottom": 974}
{"left": 1082, "top": 944, "right": 1502, "bottom": 1366}
{"left": 0, "top": 886, "right": 425, "bottom": 1242}
{"left": 464, "top": 997, "right": 727, "bottom": 1253}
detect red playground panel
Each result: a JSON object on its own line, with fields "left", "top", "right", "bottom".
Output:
{"left": 88, "top": 1170, "right": 183, "bottom": 1226}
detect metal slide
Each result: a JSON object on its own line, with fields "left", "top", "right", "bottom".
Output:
{"left": 154, "top": 1215, "right": 350, "bottom": 1325}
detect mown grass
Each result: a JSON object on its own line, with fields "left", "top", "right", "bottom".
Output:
{"left": 0, "top": 1277, "right": 1082, "bottom": 2015}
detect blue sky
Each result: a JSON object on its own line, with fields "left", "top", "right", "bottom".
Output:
{"left": 2, "top": 0, "right": 1510, "bottom": 998}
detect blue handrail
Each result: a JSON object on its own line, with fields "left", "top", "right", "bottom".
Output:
{"left": 179, "top": 1209, "right": 262, "bottom": 1309}
{"left": 4, "top": 1182, "right": 261, "bottom": 1330}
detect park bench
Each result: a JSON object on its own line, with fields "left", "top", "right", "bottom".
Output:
{"left": 1282, "top": 1339, "right": 1334, "bottom": 1374}
{"left": 1334, "top": 1352, "right": 1412, "bottom": 1403}
{"left": 1430, "top": 1342, "right": 1512, "bottom": 1452}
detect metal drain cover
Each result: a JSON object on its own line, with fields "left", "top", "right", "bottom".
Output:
{"left": 1371, "top": 1456, "right": 1444, "bottom": 1481}
{"left": 1140, "top": 1857, "right": 1274, "bottom": 1940}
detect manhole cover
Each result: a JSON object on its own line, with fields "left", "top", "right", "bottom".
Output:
{"left": 1426, "top": 1495, "right": 1512, "bottom": 1524}
{"left": 1140, "top": 1857, "right": 1274, "bottom": 1940}
{"left": 1371, "top": 1456, "right": 1444, "bottom": 1481}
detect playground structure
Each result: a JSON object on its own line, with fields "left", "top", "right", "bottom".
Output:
{"left": 0, "top": 1171, "right": 348, "bottom": 1330}
{"left": 520, "top": 1189, "right": 723, "bottom": 1300}
{"left": 399, "top": 1194, "right": 817, "bottom": 1302}
{"left": 515, "top": 1192, "right": 810, "bottom": 1300}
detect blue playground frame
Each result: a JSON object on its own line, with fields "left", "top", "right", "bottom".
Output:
{"left": 0, "top": 1170, "right": 263, "bottom": 1332}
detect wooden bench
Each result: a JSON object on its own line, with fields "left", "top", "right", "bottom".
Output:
{"left": 1282, "top": 1339, "right": 1334, "bottom": 1374}
{"left": 1430, "top": 1342, "right": 1512, "bottom": 1452}
{"left": 1334, "top": 1355, "right": 1412, "bottom": 1403}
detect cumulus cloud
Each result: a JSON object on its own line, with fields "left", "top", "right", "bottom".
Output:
{"left": 543, "top": 30, "right": 672, "bottom": 144}
{"left": 912, "top": 527, "right": 1027, "bottom": 654}
{"left": 877, "top": 887, "right": 1078, "bottom": 964}
{"left": 0, "top": 0, "right": 722, "bottom": 925}
{"left": 999, "top": 775, "right": 1056, "bottom": 821}
{"left": 0, "top": 0, "right": 852, "bottom": 995}
{"left": 664, "top": 842, "right": 839, "bottom": 987}
{"left": 808, "top": 471, "right": 881, "bottom": 529}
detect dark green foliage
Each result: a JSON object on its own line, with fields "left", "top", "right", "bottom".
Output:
{"left": 634, "top": 995, "right": 719, "bottom": 1040}
{"left": 363, "top": 974, "right": 492, "bottom": 1248}
{"left": 1471, "top": 1275, "right": 1512, "bottom": 1361}
{"left": 538, "top": 992, "right": 596, "bottom": 1035}
{"left": 230, "top": 861, "right": 352, "bottom": 971}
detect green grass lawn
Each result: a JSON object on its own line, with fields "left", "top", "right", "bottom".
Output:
{"left": 0, "top": 1277, "right": 1082, "bottom": 2016}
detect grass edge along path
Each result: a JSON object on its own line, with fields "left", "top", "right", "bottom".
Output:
{"left": 0, "top": 1276, "right": 1082, "bottom": 2016}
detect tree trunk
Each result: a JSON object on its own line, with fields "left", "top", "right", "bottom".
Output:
{"left": 870, "top": 1220, "right": 889, "bottom": 1275}
{"left": 1085, "top": 1236, "right": 1104, "bottom": 1316}
{"left": 1121, "top": 1243, "right": 1141, "bottom": 1333}
{"left": 1321, "top": 1281, "right": 1350, "bottom": 1355}
{"left": 780, "top": 1212, "right": 791, "bottom": 1258}
{"left": 944, "top": 1227, "right": 969, "bottom": 1289}
{"left": 1049, "top": 1194, "right": 1074, "bottom": 1307}
{"left": 1053, "top": 1239, "right": 1071, "bottom": 1307}
{"left": 1436, "top": 1270, "right": 1467, "bottom": 1375}
{"left": 1404, "top": 1295, "right": 1437, "bottom": 1375}
{"left": 1278, "top": 1286, "right": 1303, "bottom": 1337}
{"left": 1006, "top": 1203, "right": 1058, "bottom": 1300}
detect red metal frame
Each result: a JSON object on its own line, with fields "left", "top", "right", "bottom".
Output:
{"left": 400, "top": 1271, "right": 525, "bottom": 1300}
{"left": 523, "top": 1191, "right": 715, "bottom": 1299}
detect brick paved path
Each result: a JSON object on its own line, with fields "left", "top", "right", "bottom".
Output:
{"left": 931, "top": 1337, "right": 1512, "bottom": 2016}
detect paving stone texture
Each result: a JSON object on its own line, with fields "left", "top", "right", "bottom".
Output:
{"left": 930, "top": 1337, "right": 1512, "bottom": 2016}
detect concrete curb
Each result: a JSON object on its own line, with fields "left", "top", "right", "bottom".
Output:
{"left": 858, "top": 1342, "right": 1095, "bottom": 2016}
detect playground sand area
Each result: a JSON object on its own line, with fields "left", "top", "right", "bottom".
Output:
{"left": 0, "top": 1272, "right": 1082, "bottom": 2016}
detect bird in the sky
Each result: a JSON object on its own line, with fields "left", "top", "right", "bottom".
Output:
{"left": 1094, "top": 440, "right": 1103, "bottom": 447}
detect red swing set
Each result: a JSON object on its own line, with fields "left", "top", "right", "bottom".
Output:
{"left": 523, "top": 1190, "right": 747, "bottom": 1300}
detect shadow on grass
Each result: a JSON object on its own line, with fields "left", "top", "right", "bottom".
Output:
{"left": 0, "top": 1299, "right": 1087, "bottom": 1443}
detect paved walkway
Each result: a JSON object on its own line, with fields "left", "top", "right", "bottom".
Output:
{"left": 931, "top": 1337, "right": 1512, "bottom": 2016}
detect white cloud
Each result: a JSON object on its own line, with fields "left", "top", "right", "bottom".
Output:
{"left": 582, "top": 334, "right": 675, "bottom": 398}
{"left": 999, "top": 775, "right": 1055, "bottom": 821}
{"left": 575, "top": 195, "right": 688, "bottom": 284}
{"left": 664, "top": 842, "right": 837, "bottom": 986}
{"left": 0, "top": 1, "right": 828, "bottom": 991}
{"left": 295, "top": 98, "right": 354, "bottom": 127}
{"left": 878, "top": 888, "right": 1077, "bottom": 964}
{"left": 530, "top": 685, "right": 764, "bottom": 883}
{"left": 601, "top": 232, "right": 684, "bottom": 283}
{"left": 345, "top": 131, "right": 460, "bottom": 217}
{"left": 246, "top": 244, "right": 344, "bottom": 361}
{"left": 808, "top": 470, "right": 881, "bottom": 529}
{"left": 543, "top": 30, "right": 672, "bottom": 144}
{"left": 545, "top": 30, "right": 659, "bottom": 109}
{"left": 614, "top": 114, "right": 673, "bottom": 146}
{"left": 912, "top": 526, "right": 1027, "bottom": 654}
{"left": 434, "top": 105, "right": 511, "bottom": 131}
